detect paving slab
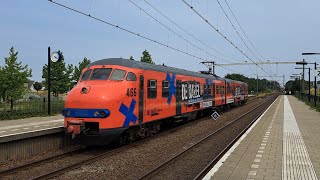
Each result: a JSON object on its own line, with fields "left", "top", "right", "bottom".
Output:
{"left": 204, "top": 95, "right": 320, "bottom": 180}
{"left": 0, "top": 115, "right": 63, "bottom": 139}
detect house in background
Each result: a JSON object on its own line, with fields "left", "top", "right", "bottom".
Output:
{"left": 24, "top": 80, "right": 45, "bottom": 92}
{"left": 311, "top": 81, "right": 320, "bottom": 90}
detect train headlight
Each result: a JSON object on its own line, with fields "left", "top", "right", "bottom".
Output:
{"left": 99, "top": 110, "right": 110, "bottom": 118}
{"left": 81, "top": 87, "right": 87, "bottom": 93}
{"left": 94, "top": 111, "right": 99, "bottom": 117}
{"left": 62, "top": 110, "right": 71, "bottom": 117}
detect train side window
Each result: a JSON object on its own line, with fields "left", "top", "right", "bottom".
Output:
{"left": 216, "top": 86, "right": 220, "bottom": 94}
{"left": 126, "top": 72, "right": 137, "bottom": 81}
{"left": 81, "top": 69, "right": 92, "bottom": 81}
{"left": 148, "top": 80, "right": 157, "bottom": 98}
{"left": 162, "top": 81, "right": 169, "bottom": 98}
{"left": 90, "top": 68, "right": 112, "bottom": 80}
{"left": 110, "top": 69, "right": 127, "bottom": 81}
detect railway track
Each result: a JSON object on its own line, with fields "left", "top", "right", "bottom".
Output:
{"left": 30, "top": 146, "right": 125, "bottom": 180}
{"left": 138, "top": 95, "right": 277, "bottom": 180}
{"left": 0, "top": 95, "right": 268, "bottom": 180}
{"left": 0, "top": 144, "right": 129, "bottom": 180}
{"left": 0, "top": 147, "right": 86, "bottom": 177}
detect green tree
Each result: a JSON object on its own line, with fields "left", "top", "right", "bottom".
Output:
{"left": 42, "top": 51, "right": 73, "bottom": 97}
{"left": 72, "top": 57, "right": 91, "bottom": 86}
{"left": 140, "top": 50, "right": 154, "bottom": 64}
{"left": 129, "top": 56, "right": 134, "bottom": 60}
{"left": 33, "top": 82, "right": 43, "bottom": 92}
{"left": 0, "top": 47, "right": 32, "bottom": 102}
{"left": 225, "top": 73, "right": 280, "bottom": 93}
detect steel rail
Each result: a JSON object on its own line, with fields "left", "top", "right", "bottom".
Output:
{"left": 0, "top": 95, "right": 260, "bottom": 179}
{"left": 30, "top": 96, "right": 259, "bottom": 180}
{"left": 0, "top": 146, "right": 86, "bottom": 177}
{"left": 30, "top": 146, "right": 126, "bottom": 180}
{"left": 138, "top": 95, "right": 276, "bottom": 180}
{"left": 193, "top": 97, "right": 277, "bottom": 179}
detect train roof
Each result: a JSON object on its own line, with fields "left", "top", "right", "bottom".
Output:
{"left": 225, "top": 78, "right": 247, "bottom": 85}
{"left": 88, "top": 58, "right": 226, "bottom": 80}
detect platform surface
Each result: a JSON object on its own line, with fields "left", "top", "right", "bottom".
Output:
{"left": 204, "top": 95, "right": 320, "bottom": 180}
{"left": 0, "top": 115, "right": 63, "bottom": 139}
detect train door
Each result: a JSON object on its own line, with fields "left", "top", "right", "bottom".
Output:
{"left": 176, "top": 80, "right": 182, "bottom": 115}
{"left": 224, "top": 81, "right": 227, "bottom": 103}
{"left": 139, "top": 75, "right": 144, "bottom": 125}
{"left": 212, "top": 81, "right": 215, "bottom": 106}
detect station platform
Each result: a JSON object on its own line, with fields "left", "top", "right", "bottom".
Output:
{"left": 0, "top": 115, "right": 63, "bottom": 143}
{"left": 204, "top": 95, "right": 320, "bottom": 180}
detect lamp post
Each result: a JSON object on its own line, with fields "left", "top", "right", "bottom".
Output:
{"left": 296, "top": 60, "right": 307, "bottom": 93}
{"left": 292, "top": 73, "right": 302, "bottom": 94}
{"left": 48, "top": 47, "right": 63, "bottom": 115}
{"left": 301, "top": 52, "right": 319, "bottom": 107}
{"left": 296, "top": 67, "right": 311, "bottom": 102}
{"left": 48, "top": 47, "right": 51, "bottom": 115}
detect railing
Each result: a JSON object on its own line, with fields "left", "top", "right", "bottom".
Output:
{"left": 295, "top": 93, "right": 320, "bottom": 111}
{"left": 298, "top": 93, "right": 319, "bottom": 102}
{"left": 0, "top": 98, "right": 64, "bottom": 120}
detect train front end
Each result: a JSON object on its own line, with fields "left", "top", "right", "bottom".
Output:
{"left": 62, "top": 62, "right": 139, "bottom": 145}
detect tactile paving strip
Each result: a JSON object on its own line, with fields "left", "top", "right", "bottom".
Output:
{"left": 282, "top": 96, "right": 318, "bottom": 180}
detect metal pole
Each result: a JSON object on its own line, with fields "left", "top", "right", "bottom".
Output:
{"left": 283, "top": 75, "right": 285, "bottom": 93}
{"left": 48, "top": 47, "right": 51, "bottom": 115}
{"left": 299, "top": 76, "right": 301, "bottom": 94}
{"left": 302, "top": 59, "right": 305, "bottom": 93}
{"left": 308, "top": 68, "right": 311, "bottom": 102}
{"left": 256, "top": 65, "right": 258, "bottom": 95}
{"left": 212, "top": 62, "right": 215, "bottom": 75}
{"left": 265, "top": 80, "right": 267, "bottom": 96}
{"left": 315, "top": 62, "right": 317, "bottom": 107}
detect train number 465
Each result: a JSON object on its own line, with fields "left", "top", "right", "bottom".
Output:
{"left": 126, "top": 88, "right": 137, "bottom": 97}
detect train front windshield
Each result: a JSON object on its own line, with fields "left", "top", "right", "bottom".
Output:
{"left": 80, "top": 68, "right": 127, "bottom": 81}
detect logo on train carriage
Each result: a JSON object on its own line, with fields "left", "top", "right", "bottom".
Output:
{"left": 119, "top": 99, "right": 137, "bottom": 127}
{"left": 166, "top": 73, "right": 176, "bottom": 105}
{"left": 181, "top": 81, "right": 202, "bottom": 104}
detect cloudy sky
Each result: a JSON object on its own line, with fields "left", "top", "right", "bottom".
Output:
{"left": 1, "top": 0, "right": 319, "bottom": 86}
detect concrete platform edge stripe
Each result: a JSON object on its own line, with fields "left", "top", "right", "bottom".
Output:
{"left": 202, "top": 96, "right": 280, "bottom": 180}
{"left": 0, "top": 119, "right": 63, "bottom": 131}
{"left": 282, "top": 96, "right": 318, "bottom": 180}
{"left": 0, "top": 126, "right": 63, "bottom": 138}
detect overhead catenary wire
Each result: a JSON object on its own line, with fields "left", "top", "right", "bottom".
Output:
{"left": 223, "top": 0, "right": 266, "bottom": 61}
{"left": 180, "top": 0, "right": 272, "bottom": 77}
{"left": 48, "top": 0, "right": 245, "bottom": 75}
{"left": 216, "top": 0, "right": 261, "bottom": 62}
{"left": 48, "top": 1, "right": 207, "bottom": 62}
{"left": 127, "top": 0, "right": 223, "bottom": 63}
{"left": 142, "top": 0, "right": 240, "bottom": 63}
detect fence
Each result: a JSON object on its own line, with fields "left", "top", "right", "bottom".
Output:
{"left": 0, "top": 98, "right": 65, "bottom": 120}
{"left": 296, "top": 93, "right": 320, "bottom": 111}
{"left": 298, "top": 93, "right": 320, "bottom": 103}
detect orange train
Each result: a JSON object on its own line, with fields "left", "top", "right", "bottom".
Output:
{"left": 62, "top": 58, "right": 248, "bottom": 145}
